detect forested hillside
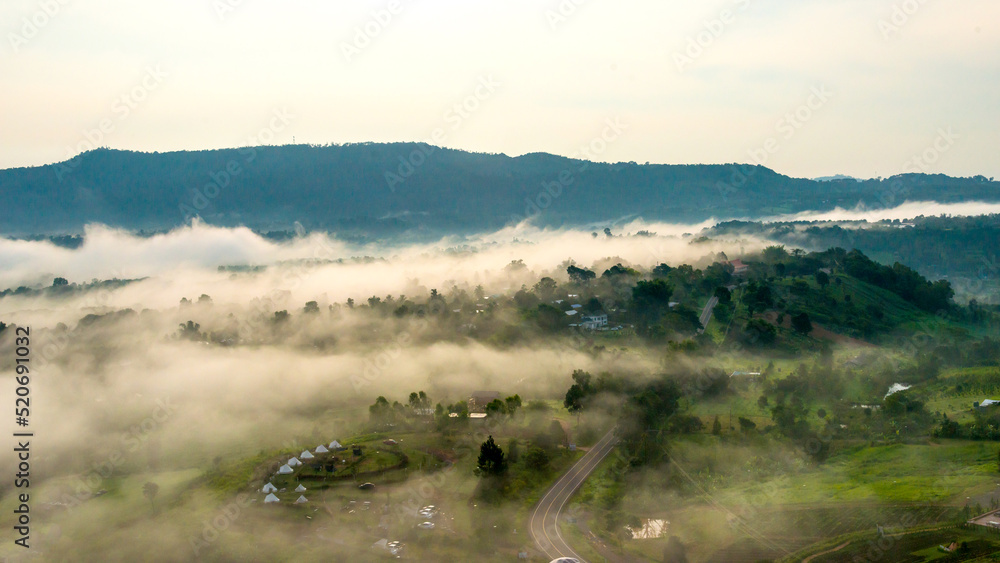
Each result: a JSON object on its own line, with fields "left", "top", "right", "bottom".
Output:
{"left": 1, "top": 144, "right": 997, "bottom": 235}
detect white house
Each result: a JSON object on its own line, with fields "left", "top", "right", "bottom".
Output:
{"left": 579, "top": 313, "right": 608, "bottom": 330}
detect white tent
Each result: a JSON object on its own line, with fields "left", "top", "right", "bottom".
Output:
{"left": 329, "top": 440, "right": 343, "bottom": 450}
{"left": 315, "top": 445, "right": 329, "bottom": 453}
{"left": 295, "top": 484, "right": 307, "bottom": 492}
{"left": 278, "top": 464, "right": 294, "bottom": 475}
{"left": 300, "top": 450, "right": 315, "bottom": 460}
{"left": 294, "top": 495, "right": 308, "bottom": 504}
{"left": 288, "top": 457, "right": 302, "bottom": 467}
{"left": 264, "top": 493, "right": 280, "bottom": 503}
{"left": 262, "top": 483, "right": 277, "bottom": 493}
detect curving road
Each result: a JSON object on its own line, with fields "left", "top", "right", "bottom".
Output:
{"left": 529, "top": 429, "right": 620, "bottom": 562}
{"left": 697, "top": 295, "right": 719, "bottom": 333}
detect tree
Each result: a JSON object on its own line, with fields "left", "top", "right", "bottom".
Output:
{"left": 52, "top": 277, "right": 69, "bottom": 286}
{"left": 507, "top": 438, "right": 520, "bottom": 464}
{"left": 303, "top": 300, "right": 320, "bottom": 314}
{"left": 476, "top": 436, "right": 506, "bottom": 476}
{"left": 533, "top": 277, "right": 558, "bottom": 299}
{"left": 567, "top": 265, "right": 596, "bottom": 284}
{"left": 712, "top": 416, "right": 722, "bottom": 435}
{"left": 142, "top": 482, "right": 159, "bottom": 512}
{"left": 485, "top": 399, "right": 507, "bottom": 418}
{"left": 738, "top": 417, "right": 756, "bottom": 434}
{"left": 504, "top": 394, "right": 522, "bottom": 416}
{"left": 198, "top": 294, "right": 213, "bottom": 304}
{"left": 369, "top": 396, "right": 392, "bottom": 422}
{"left": 714, "top": 286, "right": 732, "bottom": 304}
{"left": 564, "top": 369, "right": 595, "bottom": 413}
{"left": 791, "top": 312, "right": 813, "bottom": 334}
{"left": 815, "top": 270, "right": 830, "bottom": 289}
{"left": 652, "top": 263, "right": 673, "bottom": 278}
{"left": 525, "top": 447, "right": 550, "bottom": 471}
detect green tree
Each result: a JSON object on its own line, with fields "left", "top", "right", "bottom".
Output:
{"left": 476, "top": 435, "right": 506, "bottom": 476}
{"left": 712, "top": 416, "right": 722, "bottom": 435}
{"left": 738, "top": 417, "right": 756, "bottom": 434}
{"left": 525, "top": 447, "right": 550, "bottom": 471}
{"left": 815, "top": 270, "right": 830, "bottom": 289}
{"left": 567, "top": 265, "right": 596, "bottom": 284}
{"left": 791, "top": 312, "right": 813, "bottom": 334}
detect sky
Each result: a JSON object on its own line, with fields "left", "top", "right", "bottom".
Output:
{"left": 1, "top": 0, "right": 998, "bottom": 180}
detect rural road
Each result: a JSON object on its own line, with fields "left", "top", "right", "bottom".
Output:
{"left": 529, "top": 428, "right": 620, "bottom": 562}
{"left": 698, "top": 295, "right": 719, "bottom": 332}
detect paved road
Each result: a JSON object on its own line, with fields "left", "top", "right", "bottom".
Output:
{"left": 697, "top": 295, "right": 719, "bottom": 333}
{"left": 529, "top": 429, "right": 620, "bottom": 562}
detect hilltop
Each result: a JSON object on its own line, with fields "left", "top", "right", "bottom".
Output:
{"left": 1, "top": 144, "right": 997, "bottom": 236}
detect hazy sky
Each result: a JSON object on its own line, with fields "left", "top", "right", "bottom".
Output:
{"left": 2, "top": 0, "right": 998, "bottom": 179}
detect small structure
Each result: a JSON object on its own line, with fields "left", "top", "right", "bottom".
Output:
{"left": 579, "top": 313, "right": 608, "bottom": 330}
{"left": 288, "top": 457, "right": 302, "bottom": 467}
{"left": 469, "top": 413, "right": 488, "bottom": 420}
{"left": 294, "top": 495, "right": 308, "bottom": 504}
{"left": 330, "top": 440, "right": 343, "bottom": 450}
{"left": 729, "top": 259, "right": 749, "bottom": 276}
{"left": 278, "top": 464, "right": 294, "bottom": 475}
{"left": 295, "top": 484, "right": 307, "bottom": 492}
{"left": 264, "top": 493, "right": 280, "bottom": 504}
{"left": 469, "top": 391, "right": 501, "bottom": 413}
{"left": 565, "top": 310, "right": 578, "bottom": 316}
{"left": 262, "top": 483, "right": 277, "bottom": 493}
{"left": 978, "top": 399, "right": 1000, "bottom": 409}
{"left": 315, "top": 445, "right": 329, "bottom": 453}
{"left": 300, "top": 450, "right": 315, "bottom": 460}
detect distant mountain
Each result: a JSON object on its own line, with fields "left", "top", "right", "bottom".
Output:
{"left": 0, "top": 144, "right": 997, "bottom": 237}
{"left": 813, "top": 174, "right": 863, "bottom": 182}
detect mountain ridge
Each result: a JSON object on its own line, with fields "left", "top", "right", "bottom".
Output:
{"left": 1, "top": 144, "right": 997, "bottom": 237}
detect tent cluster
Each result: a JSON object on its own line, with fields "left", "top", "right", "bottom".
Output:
{"left": 260, "top": 439, "right": 345, "bottom": 504}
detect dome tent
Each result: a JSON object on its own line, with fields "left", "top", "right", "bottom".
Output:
{"left": 264, "top": 493, "right": 280, "bottom": 503}
{"left": 288, "top": 457, "right": 302, "bottom": 467}
{"left": 300, "top": 450, "right": 314, "bottom": 460}
{"left": 295, "top": 484, "right": 307, "bottom": 492}
{"left": 278, "top": 464, "right": 294, "bottom": 475}
{"left": 262, "top": 483, "right": 277, "bottom": 493}
{"left": 315, "top": 445, "right": 329, "bottom": 453}
{"left": 294, "top": 495, "right": 308, "bottom": 504}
